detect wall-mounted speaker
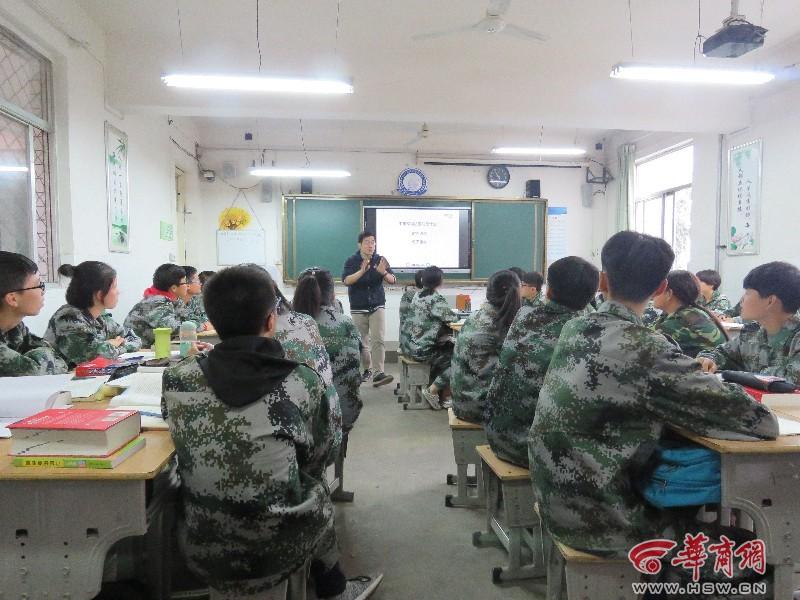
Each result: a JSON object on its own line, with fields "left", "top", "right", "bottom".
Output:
{"left": 525, "top": 179, "right": 541, "bottom": 198}
{"left": 300, "top": 178, "right": 312, "bottom": 194}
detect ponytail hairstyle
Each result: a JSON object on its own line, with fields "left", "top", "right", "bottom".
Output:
{"left": 414, "top": 269, "right": 424, "bottom": 289}
{"left": 293, "top": 267, "right": 335, "bottom": 318}
{"left": 198, "top": 270, "right": 216, "bottom": 286}
{"left": 419, "top": 266, "right": 443, "bottom": 297}
{"left": 666, "top": 270, "right": 729, "bottom": 341}
{"left": 486, "top": 269, "right": 521, "bottom": 332}
{"left": 59, "top": 261, "right": 117, "bottom": 310}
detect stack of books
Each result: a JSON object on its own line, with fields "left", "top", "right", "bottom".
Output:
{"left": 8, "top": 409, "right": 144, "bottom": 469}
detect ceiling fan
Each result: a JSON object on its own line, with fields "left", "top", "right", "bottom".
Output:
{"left": 412, "top": 0, "right": 548, "bottom": 43}
{"left": 404, "top": 123, "right": 431, "bottom": 148}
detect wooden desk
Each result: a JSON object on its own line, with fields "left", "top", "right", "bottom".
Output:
{"left": 0, "top": 431, "right": 176, "bottom": 598}
{"left": 675, "top": 412, "right": 800, "bottom": 599}
{"left": 197, "top": 328, "right": 220, "bottom": 344}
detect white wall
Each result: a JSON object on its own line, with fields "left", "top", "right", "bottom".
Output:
{"left": 188, "top": 148, "right": 599, "bottom": 344}
{"left": 0, "top": 0, "right": 200, "bottom": 335}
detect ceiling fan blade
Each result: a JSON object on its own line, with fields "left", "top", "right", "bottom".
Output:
{"left": 501, "top": 23, "right": 549, "bottom": 42}
{"left": 487, "top": 0, "right": 512, "bottom": 17}
{"left": 412, "top": 23, "right": 477, "bottom": 41}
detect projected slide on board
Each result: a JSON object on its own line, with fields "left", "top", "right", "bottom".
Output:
{"left": 369, "top": 207, "right": 471, "bottom": 271}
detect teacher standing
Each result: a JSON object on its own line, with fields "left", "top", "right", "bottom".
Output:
{"left": 342, "top": 230, "right": 396, "bottom": 387}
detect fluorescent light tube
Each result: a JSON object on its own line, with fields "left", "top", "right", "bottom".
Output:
{"left": 162, "top": 74, "right": 354, "bottom": 94}
{"left": 610, "top": 63, "right": 774, "bottom": 85}
{"left": 250, "top": 168, "right": 351, "bottom": 178}
{"left": 491, "top": 147, "right": 587, "bottom": 156}
{"left": 0, "top": 165, "right": 29, "bottom": 172}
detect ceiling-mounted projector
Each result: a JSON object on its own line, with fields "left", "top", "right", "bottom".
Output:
{"left": 702, "top": 0, "right": 767, "bottom": 58}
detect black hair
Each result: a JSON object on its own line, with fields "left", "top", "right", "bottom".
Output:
{"left": 274, "top": 282, "right": 292, "bottom": 313}
{"left": 59, "top": 261, "right": 117, "bottom": 310}
{"left": 182, "top": 265, "right": 198, "bottom": 281}
{"left": 199, "top": 270, "right": 216, "bottom": 286}
{"left": 601, "top": 231, "right": 674, "bottom": 302}
{"left": 742, "top": 261, "right": 800, "bottom": 314}
{"left": 358, "top": 230, "right": 375, "bottom": 243}
{"left": 203, "top": 265, "right": 276, "bottom": 339}
{"left": 414, "top": 269, "right": 424, "bottom": 289}
{"left": 521, "top": 271, "right": 544, "bottom": 290}
{"left": 666, "top": 270, "right": 730, "bottom": 341}
{"left": 419, "top": 266, "right": 443, "bottom": 297}
{"left": 486, "top": 270, "right": 521, "bottom": 331}
{"left": 0, "top": 251, "right": 38, "bottom": 299}
{"left": 507, "top": 266, "right": 526, "bottom": 280}
{"left": 293, "top": 268, "right": 335, "bottom": 319}
{"left": 696, "top": 269, "right": 722, "bottom": 291}
{"left": 547, "top": 257, "right": 599, "bottom": 311}
{"left": 153, "top": 263, "right": 187, "bottom": 291}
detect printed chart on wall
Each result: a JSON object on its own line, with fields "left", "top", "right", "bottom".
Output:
{"left": 727, "top": 140, "right": 761, "bottom": 255}
{"left": 547, "top": 207, "right": 568, "bottom": 266}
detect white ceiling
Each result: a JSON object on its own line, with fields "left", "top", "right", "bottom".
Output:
{"left": 78, "top": 0, "right": 800, "bottom": 149}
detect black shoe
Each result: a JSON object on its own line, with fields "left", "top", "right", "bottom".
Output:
{"left": 360, "top": 369, "right": 373, "bottom": 383}
{"left": 372, "top": 372, "right": 394, "bottom": 387}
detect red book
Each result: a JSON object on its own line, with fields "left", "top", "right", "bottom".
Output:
{"left": 8, "top": 409, "right": 141, "bottom": 457}
{"left": 75, "top": 356, "right": 123, "bottom": 377}
{"left": 742, "top": 385, "right": 800, "bottom": 405}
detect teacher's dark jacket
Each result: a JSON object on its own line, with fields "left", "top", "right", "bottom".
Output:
{"left": 342, "top": 252, "right": 394, "bottom": 313}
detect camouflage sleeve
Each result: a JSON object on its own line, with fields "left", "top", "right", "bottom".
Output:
{"left": 0, "top": 343, "right": 68, "bottom": 376}
{"left": 762, "top": 335, "right": 800, "bottom": 384}
{"left": 294, "top": 365, "right": 342, "bottom": 476}
{"left": 696, "top": 335, "right": 746, "bottom": 371}
{"left": 646, "top": 339, "right": 778, "bottom": 440}
{"left": 156, "top": 303, "right": 184, "bottom": 336}
{"left": 430, "top": 296, "right": 458, "bottom": 324}
{"left": 715, "top": 294, "right": 732, "bottom": 313}
{"left": 185, "top": 296, "right": 208, "bottom": 326}
{"left": 103, "top": 315, "right": 143, "bottom": 354}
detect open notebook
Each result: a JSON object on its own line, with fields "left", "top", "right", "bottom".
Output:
{"left": 0, "top": 374, "right": 73, "bottom": 437}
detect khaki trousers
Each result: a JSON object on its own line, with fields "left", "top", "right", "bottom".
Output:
{"left": 351, "top": 308, "right": 386, "bottom": 374}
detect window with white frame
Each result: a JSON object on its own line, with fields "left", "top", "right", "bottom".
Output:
{"left": 633, "top": 143, "right": 693, "bottom": 270}
{"left": 0, "top": 26, "right": 55, "bottom": 281}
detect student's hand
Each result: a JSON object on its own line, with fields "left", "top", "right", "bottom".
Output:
{"left": 697, "top": 357, "right": 718, "bottom": 374}
{"left": 376, "top": 257, "right": 388, "bottom": 275}
{"left": 200, "top": 321, "right": 212, "bottom": 332}
{"left": 188, "top": 341, "right": 214, "bottom": 356}
{"left": 360, "top": 258, "right": 371, "bottom": 273}
{"left": 109, "top": 336, "right": 125, "bottom": 348}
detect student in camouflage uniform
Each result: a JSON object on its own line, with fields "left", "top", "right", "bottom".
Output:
{"left": 398, "top": 269, "right": 423, "bottom": 356}
{"left": 44, "top": 261, "right": 141, "bottom": 367}
{"left": 698, "top": 261, "right": 800, "bottom": 385}
{"left": 485, "top": 257, "right": 598, "bottom": 467}
{"left": 406, "top": 266, "right": 459, "bottom": 406}
{"left": 641, "top": 299, "right": 661, "bottom": 327}
{"left": 519, "top": 271, "right": 544, "bottom": 308}
{"left": 181, "top": 266, "right": 211, "bottom": 330}
{"left": 163, "top": 265, "right": 381, "bottom": 600}
{"left": 450, "top": 270, "right": 520, "bottom": 422}
{"left": 529, "top": 231, "right": 778, "bottom": 559}
{"left": 124, "top": 264, "right": 191, "bottom": 348}
{"left": 293, "top": 268, "right": 362, "bottom": 433}
{"left": 696, "top": 269, "right": 732, "bottom": 314}
{"left": 651, "top": 270, "right": 728, "bottom": 358}
{"left": 0, "top": 251, "right": 68, "bottom": 376}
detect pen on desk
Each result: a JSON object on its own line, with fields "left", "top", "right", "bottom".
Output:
{"left": 136, "top": 410, "right": 163, "bottom": 417}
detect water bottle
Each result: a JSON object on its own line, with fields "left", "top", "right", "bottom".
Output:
{"left": 464, "top": 295, "right": 471, "bottom": 313}
{"left": 179, "top": 320, "right": 197, "bottom": 357}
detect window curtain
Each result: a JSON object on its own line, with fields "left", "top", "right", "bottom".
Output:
{"left": 617, "top": 143, "right": 636, "bottom": 232}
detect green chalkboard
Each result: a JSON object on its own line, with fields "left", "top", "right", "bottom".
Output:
{"left": 282, "top": 195, "right": 546, "bottom": 282}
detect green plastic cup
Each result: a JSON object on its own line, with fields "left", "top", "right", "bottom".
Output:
{"left": 153, "top": 327, "right": 172, "bottom": 359}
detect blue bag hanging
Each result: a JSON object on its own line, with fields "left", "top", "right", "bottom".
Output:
{"left": 638, "top": 442, "right": 721, "bottom": 509}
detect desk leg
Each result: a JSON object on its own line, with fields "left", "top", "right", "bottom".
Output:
{"left": 720, "top": 453, "right": 800, "bottom": 600}
{"left": 0, "top": 479, "right": 148, "bottom": 599}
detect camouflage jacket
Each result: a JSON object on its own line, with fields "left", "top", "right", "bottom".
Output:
{"left": 405, "top": 290, "right": 457, "bottom": 362}
{"left": 163, "top": 349, "right": 335, "bottom": 592}
{"left": 450, "top": 303, "right": 509, "bottom": 423}
{"left": 398, "top": 288, "right": 417, "bottom": 356}
{"left": 275, "top": 306, "right": 342, "bottom": 456}
{"left": 44, "top": 304, "right": 142, "bottom": 367}
{"left": 183, "top": 295, "right": 208, "bottom": 326}
{"left": 315, "top": 304, "right": 362, "bottom": 433}
{"left": 522, "top": 292, "right": 543, "bottom": 308}
{"left": 641, "top": 300, "right": 662, "bottom": 327}
{"left": 653, "top": 305, "right": 726, "bottom": 358}
{"left": 529, "top": 300, "right": 778, "bottom": 555}
{"left": 123, "top": 295, "right": 186, "bottom": 348}
{"left": 485, "top": 300, "right": 580, "bottom": 467}
{"left": 0, "top": 322, "right": 68, "bottom": 377}
{"left": 697, "top": 315, "right": 800, "bottom": 384}
{"left": 698, "top": 289, "right": 732, "bottom": 314}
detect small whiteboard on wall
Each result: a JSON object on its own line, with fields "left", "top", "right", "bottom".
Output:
{"left": 216, "top": 229, "right": 267, "bottom": 266}
{"left": 727, "top": 140, "right": 762, "bottom": 255}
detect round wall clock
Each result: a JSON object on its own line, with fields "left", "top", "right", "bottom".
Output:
{"left": 487, "top": 165, "right": 510, "bottom": 189}
{"left": 398, "top": 167, "right": 428, "bottom": 196}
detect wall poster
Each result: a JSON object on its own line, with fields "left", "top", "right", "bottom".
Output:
{"left": 727, "top": 139, "right": 761, "bottom": 255}
{"left": 105, "top": 121, "right": 130, "bottom": 252}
